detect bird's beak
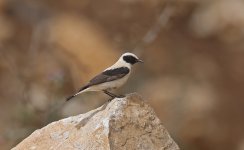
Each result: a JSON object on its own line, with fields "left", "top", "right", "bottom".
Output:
{"left": 137, "top": 59, "right": 144, "bottom": 63}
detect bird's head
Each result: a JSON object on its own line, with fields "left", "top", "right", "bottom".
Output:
{"left": 120, "top": 52, "right": 143, "bottom": 65}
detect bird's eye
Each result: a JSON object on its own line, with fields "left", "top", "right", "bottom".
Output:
{"left": 123, "top": 55, "right": 137, "bottom": 64}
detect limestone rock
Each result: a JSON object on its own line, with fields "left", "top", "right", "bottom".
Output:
{"left": 12, "top": 93, "right": 180, "bottom": 150}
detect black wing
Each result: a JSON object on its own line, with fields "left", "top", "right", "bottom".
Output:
{"left": 66, "top": 67, "right": 129, "bottom": 101}
{"left": 87, "top": 67, "right": 130, "bottom": 87}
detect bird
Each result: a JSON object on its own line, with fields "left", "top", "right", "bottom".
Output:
{"left": 66, "top": 52, "right": 143, "bottom": 101}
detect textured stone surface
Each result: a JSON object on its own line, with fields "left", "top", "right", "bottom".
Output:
{"left": 12, "top": 93, "right": 180, "bottom": 150}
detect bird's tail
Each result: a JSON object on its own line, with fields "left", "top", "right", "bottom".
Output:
{"left": 66, "top": 85, "right": 90, "bottom": 101}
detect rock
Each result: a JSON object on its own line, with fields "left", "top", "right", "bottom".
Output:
{"left": 12, "top": 93, "right": 180, "bottom": 150}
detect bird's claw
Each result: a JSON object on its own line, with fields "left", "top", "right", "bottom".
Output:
{"left": 107, "top": 95, "right": 124, "bottom": 102}
{"left": 117, "top": 95, "right": 125, "bottom": 98}
{"left": 107, "top": 97, "right": 114, "bottom": 102}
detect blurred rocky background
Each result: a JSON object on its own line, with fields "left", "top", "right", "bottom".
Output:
{"left": 0, "top": 0, "right": 244, "bottom": 150}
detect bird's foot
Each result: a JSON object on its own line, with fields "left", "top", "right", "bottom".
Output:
{"left": 107, "top": 95, "right": 124, "bottom": 102}
{"left": 107, "top": 97, "right": 114, "bottom": 102}
{"left": 116, "top": 94, "right": 125, "bottom": 98}
{"left": 103, "top": 90, "right": 125, "bottom": 101}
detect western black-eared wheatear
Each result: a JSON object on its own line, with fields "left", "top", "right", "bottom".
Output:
{"left": 66, "top": 52, "right": 143, "bottom": 101}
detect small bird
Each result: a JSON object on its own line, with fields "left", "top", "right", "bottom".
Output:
{"left": 66, "top": 52, "right": 143, "bottom": 101}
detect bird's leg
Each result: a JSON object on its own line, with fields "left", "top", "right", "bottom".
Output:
{"left": 103, "top": 90, "right": 125, "bottom": 101}
{"left": 103, "top": 90, "right": 117, "bottom": 98}
{"left": 103, "top": 90, "right": 116, "bottom": 102}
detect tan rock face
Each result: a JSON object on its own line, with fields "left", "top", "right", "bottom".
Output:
{"left": 12, "top": 93, "right": 180, "bottom": 150}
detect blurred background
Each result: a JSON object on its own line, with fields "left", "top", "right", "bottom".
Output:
{"left": 0, "top": 0, "right": 244, "bottom": 149}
